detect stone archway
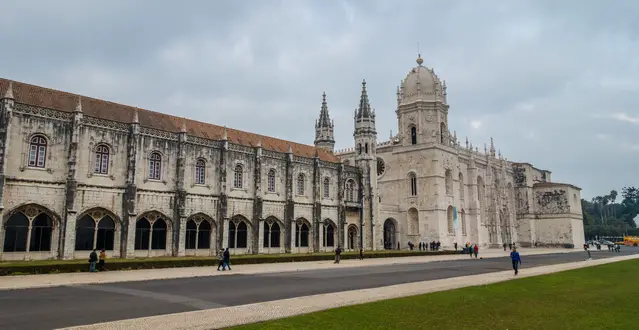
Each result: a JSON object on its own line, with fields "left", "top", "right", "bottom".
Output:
{"left": 383, "top": 218, "right": 397, "bottom": 250}
{"left": 2, "top": 204, "right": 61, "bottom": 260}
{"left": 347, "top": 224, "right": 359, "bottom": 250}
{"left": 185, "top": 213, "right": 216, "bottom": 256}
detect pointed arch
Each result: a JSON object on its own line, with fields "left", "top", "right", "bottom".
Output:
{"left": 229, "top": 215, "right": 250, "bottom": 249}
{"left": 135, "top": 211, "right": 172, "bottom": 251}
{"left": 383, "top": 218, "right": 397, "bottom": 250}
{"left": 295, "top": 218, "right": 311, "bottom": 248}
{"left": 263, "top": 216, "right": 283, "bottom": 249}
{"left": 407, "top": 172, "right": 417, "bottom": 196}
{"left": 3, "top": 204, "right": 60, "bottom": 255}
{"left": 75, "top": 207, "right": 119, "bottom": 251}
{"left": 322, "top": 219, "right": 337, "bottom": 248}
{"left": 347, "top": 224, "right": 359, "bottom": 250}
{"left": 185, "top": 213, "right": 216, "bottom": 251}
{"left": 460, "top": 208, "right": 467, "bottom": 236}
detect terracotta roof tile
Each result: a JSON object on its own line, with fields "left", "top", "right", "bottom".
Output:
{"left": 0, "top": 78, "right": 339, "bottom": 162}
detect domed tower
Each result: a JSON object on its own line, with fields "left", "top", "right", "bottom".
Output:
{"left": 396, "top": 54, "right": 450, "bottom": 147}
{"left": 314, "top": 92, "right": 335, "bottom": 152}
{"left": 353, "top": 79, "right": 378, "bottom": 250}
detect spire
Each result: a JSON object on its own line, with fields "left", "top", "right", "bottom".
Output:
{"left": 222, "top": 126, "right": 228, "bottom": 140}
{"left": 3, "top": 81, "right": 14, "bottom": 100}
{"left": 396, "top": 85, "right": 401, "bottom": 106}
{"left": 356, "top": 79, "right": 372, "bottom": 118}
{"left": 490, "top": 137, "right": 496, "bottom": 157}
{"left": 74, "top": 96, "right": 83, "bottom": 113}
{"left": 132, "top": 108, "right": 139, "bottom": 123}
{"left": 316, "top": 92, "right": 332, "bottom": 128}
{"left": 465, "top": 136, "right": 469, "bottom": 149}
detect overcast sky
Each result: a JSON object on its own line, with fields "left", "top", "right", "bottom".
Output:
{"left": 1, "top": 0, "right": 637, "bottom": 199}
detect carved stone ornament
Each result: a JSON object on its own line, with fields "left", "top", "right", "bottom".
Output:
{"left": 426, "top": 115, "right": 433, "bottom": 122}
{"left": 443, "top": 159, "right": 453, "bottom": 171}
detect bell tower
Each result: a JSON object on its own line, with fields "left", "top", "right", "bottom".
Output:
{"left": 396, "top": 54, "right": 451, "bottom": 147}
{"left": 353, "top": 79, "right": 378, "bottom": 250}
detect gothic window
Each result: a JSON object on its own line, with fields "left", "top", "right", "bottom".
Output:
{"left": 346, "top": 179, "right": 355, "bottom": 201}
{"left": 233, "top": 164, "right": 243, "bottom": 188}
{"left": 358, "top": 143, "right": 362, "bottom": 155}
{"left": 75, "top": 213, "right": 116, "bottom": 251}
{"left": 410, "top": 126, "right": 417, "bottom": 145}
{"left": 94, "top": 144, "right": 109, "bottom": 174}
{"left": 297, "top": 173, "right": 305, "bottom": 195}
{"left": 365, "top": 143, "right": 369, "bottom": 154}
{"left": 263, "top": 220, "right": 281, "bottom": 248}
{"left": 295, "top": 221, "right": 310, "bottom": 247}
{"left": 323, "top": 177, "right": 330, "bottom": 198}
{"left": 28, "top": 135, "right": 47, "bottom": 168}
{"left": 267, "top": 169, "right": 276, "bottom": 192}
{"left": 195, "top": 159, "right": 206, "bottom": 184}
{"left": 149, "top": 152, "right": 162, "bottom": 180}
{"left": 440, "top": 122, "right": 446, "bottom": 144}
{"left": 409, "top": 173, "right": 417, "bottom": 196}
{"left": 229, "top": 220, "right": 248, "bottom": 248}
{"left": 445, "top": 169, "right": 453, "bottom": 195}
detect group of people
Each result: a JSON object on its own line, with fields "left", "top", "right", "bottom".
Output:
{"left": 463, "top": 242, "right": 480, "bottom": 258}
{"left": 88, "top": 249, "right": 107, "bottom": 272}
{"left": 409, "top": 241, "right": 441, "bottom": 251}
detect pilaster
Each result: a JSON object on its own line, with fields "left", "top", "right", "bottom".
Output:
{"left": 0, "top": 83, "right": 15, "bottom": 255}
{"left": 284, "top": 146, "right": 294, "bottom": 253}
{"left": 217, "top": 132, "right": 228, "bottom": 251}
{"left": 252, "top": 141, "right": 263, "bottom": 254}
{"left": 123, "top": 110, "right": 140, "bottom": 258}
{"left": 312, "top": 153, "right": 321, "bottom": 252}
{"left": 174, "top": 122, "right": 187, "bottom": 257}
{"left": 62, "top": 98, "right": 83, "bottom": 259}
{"left": 337, "top": 164, "right": 345, "bottom": 248}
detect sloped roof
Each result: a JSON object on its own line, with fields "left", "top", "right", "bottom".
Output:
{"left": 0, "top": 78, "right": 338, "bottom": 162}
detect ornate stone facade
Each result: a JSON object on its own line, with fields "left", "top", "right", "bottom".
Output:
{"left": 0, "top": 55, "right": 585, "bottom": 261}
{"left": 336, "top": 55, "right": 585, "bottom": 250}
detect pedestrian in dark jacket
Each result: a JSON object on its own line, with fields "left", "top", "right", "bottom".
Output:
{"left": 217, "top": 249, "right": 225, "bottom": 271}
{"left": 359, "top": 248, "right": 364, "bottom": 260}
{"left": 223, "top": 248, "right": 231, "bottom": 271}
{"left": 334, "top": 246, "right": 342, "bottom": 263}
{"left": 88, "top": 249, "right": 98, "bottom": 272}
{"left": 510, "top": 247, "right": 522, "bottom": 275}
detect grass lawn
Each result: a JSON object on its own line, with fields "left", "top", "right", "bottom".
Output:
{"left": 232, "top": 259, "right": 639, "bottom": 330}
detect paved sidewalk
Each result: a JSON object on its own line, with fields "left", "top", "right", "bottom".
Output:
{"left": 0, "top": 248, "right": 575, "bottom": 290}
{"left": 63, "top": 253, "right": 639, "bottom": 330}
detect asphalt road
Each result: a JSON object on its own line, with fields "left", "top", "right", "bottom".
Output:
{"left": 1, "top": 248, "right": 637, "bottom": 330}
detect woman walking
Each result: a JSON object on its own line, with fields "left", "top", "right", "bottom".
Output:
{"left": 98, "top": 249, "right": 107, "bottom": 271}
{"left": 510, "top": 247, "right": 522, "bottom": 275}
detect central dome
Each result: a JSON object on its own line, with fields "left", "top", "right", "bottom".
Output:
{"left": 399, "top": 55, "right": 446, "bottom": 105}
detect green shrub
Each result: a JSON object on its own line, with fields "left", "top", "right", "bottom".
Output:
{"left": 0, "top": 250, "right": 455, "bottom": 276}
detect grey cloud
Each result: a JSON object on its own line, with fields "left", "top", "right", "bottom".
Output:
{"left": 1, "top": 0, "right": 637, "bottom": 198}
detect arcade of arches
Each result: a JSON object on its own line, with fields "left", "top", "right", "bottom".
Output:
{"left": 3, "top": 205, "right": 56, "bottom": 257}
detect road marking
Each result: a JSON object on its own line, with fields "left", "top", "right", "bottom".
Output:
{"left": 73, "top": 284, "right": 226, "bottom": 310}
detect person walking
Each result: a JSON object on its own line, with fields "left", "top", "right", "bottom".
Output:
{"left": 510, "top": 247, "right": 522, "bottom": 275}
{"left": 98, "top": 249, "right": 106, "bottom": 271}
{"left": 223, "top": 248, "right": 231, "bottom": 271}
{"left": 469, "top": 244, "right": 474, "bottom": 258}
{"left": 585, "top": 245, "right": 592, "bottom": 260}
{"left": 454, "top": 242, "right": 458, "bottom": 252}
{"left": 217, "top": 249, "right": 225, "bottom": 271}
{"left": 473, "top": 244, "right": 479, "bottom": 259}
{"left": 88, "top": 249, "right": 98, "bottom": 272}
{"left": 503, "top": 243, "right": 507, "bottom": 251}
{"left": 334, "top": 246, "right": 342, "bottom": 264}
{"left": 359, "top": 248, "right": 364, "bottom": 260}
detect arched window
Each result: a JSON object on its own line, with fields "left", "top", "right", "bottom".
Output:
{"left": 323, "top": 223, "right": 335, "bottom": 247}
{"left": 297, "top": 173, "right": 305, "bottom": 195}
{"left": 75, "top": 213, "right": 116, "bottom": 251}
{"left": 445, "top": 169, "right": 453, "bottom": 195}
{"left": 323, "top": 177, "right": 330, "bottom": 198}
{"left": 150, "top": 218, "right": 167, "bottom": 250}
{"left": 185, "top": 220, "right": 197, "bottom": 250}
{"left": 149, "top": 152, "right": 162, "bottom": 180}
{"left": 134, "top": 218, "right": 151, "bottom": 250}
{"left": 263, "top": 220, "right": 281, "bottom": 248}
{"left": 296, "top": 221, "right": 310, "bottom": 247}
{"left": 233, "top": 164, "right": 243, "bottom": 188}
{"left": 28, "top": 135, "right": 47, "bottom": 168}
{"left": 30, "top": 214, "right": 52, "bottom": 252}
{"left": 229, "top": 220, "right": 248, "bottom": 248}
{"left": 447, "top": 205, "right": 454, "bottom": 234}
{"left": 94, "top": 145, "right": 109, "bottom": 174}
{"left": 3, "top": 213, "right": 29, "bottom": 252}
{"left": 358, "top": 143, "right": 362, "bottom": 154}
{"left": 410, "top": 126, "right": 417, "bottom": 145}
{"left": 365, "top": 143, "right": 369, "bottom": 154}
{"left": 346, "top": 180, "right": 355, "bottom": 201}
{"left": 267, "top": 169, "right": 276, "bottom": 192}
{"left": 195, "top": 159, "right": 206, "bottom": 184}
{"left": 197, "top": 221, "right": 211, "bottom": 249}
{"left": 409, "top": 173, "right": 417, "bottom": 196}
{"left": 440, "top": 122, "right": 446, "bottom": 144}
{"left": 459, "top": 173, "right": 465, "bottom": 200}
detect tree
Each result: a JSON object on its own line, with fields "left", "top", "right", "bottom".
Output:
{"left": 610, "top": 189, "right": 618, "bottom": 218}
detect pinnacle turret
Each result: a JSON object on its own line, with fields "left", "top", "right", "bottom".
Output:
{"left": 314, "top": 92, "right": 335, "bottom": 152}
{"left": 356, "top": 80, "right": 373, "bottom": 119}
{"left": 2, "top": 81, "right": 14, "bottom": 100}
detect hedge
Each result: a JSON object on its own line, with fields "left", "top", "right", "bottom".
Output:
{"left": 0, "top": 250, "right": 457, "bottom": 276}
